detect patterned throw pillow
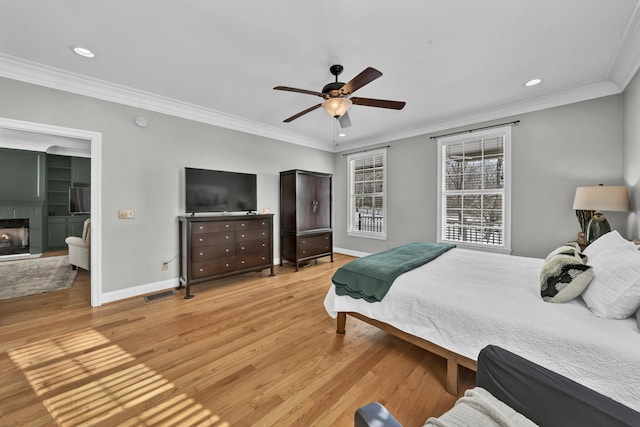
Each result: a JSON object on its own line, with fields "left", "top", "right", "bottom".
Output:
{"left": 544, "top": 242, "right": 586, "bottom": 262}
{"left": 540, "top": 245, "right": 594, "bottom": 303}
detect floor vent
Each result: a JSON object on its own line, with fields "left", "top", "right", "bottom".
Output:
{"left": 144, "top": 290, "right": 176, "bottom": 302}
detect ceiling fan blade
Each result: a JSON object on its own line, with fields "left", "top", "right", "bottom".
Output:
{"left": 274, "top": 86, "right": 324, "bottom": 98}
{"left": 283, "top": 104, "right": 322, "bottom": 122}
{"left": 339, "top": 67, "right": 383, "bottom": 95}
{"left": 338, "top": 111, "right": 352, "bottom": 128}
{"left": 351, "top": 97, "right": 406, "bottom": 110}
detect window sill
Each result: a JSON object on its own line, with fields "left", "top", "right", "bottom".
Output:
{"left": 440, "top": 241, "right": 512, "bottom": 255}
{"left": 348, "top": 230, "right": 387, "bottom": 240}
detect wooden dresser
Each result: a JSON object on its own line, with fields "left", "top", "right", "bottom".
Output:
{"left": 178, "top": 214, "right": 274, "bottom": 298}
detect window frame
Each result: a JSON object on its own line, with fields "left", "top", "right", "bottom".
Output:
{"left": 436, "top": 126, "right": 512, "bottom": 254}
{"left": 347, "top": 148, "right": 387, "bottom": 240}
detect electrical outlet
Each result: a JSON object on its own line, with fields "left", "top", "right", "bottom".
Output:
{"left": 118, "top": 209, "right": 135, "bottom": 219}
{"left": 161, "top": 261, "right": 168, "bottom": 271}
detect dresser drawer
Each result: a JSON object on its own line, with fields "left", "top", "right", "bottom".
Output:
{"left": 237, "top": 239, "right": 269, "bottom": 255}
{"left": 237, "top": 253, "right": 270, "bottom": 269}
{"left": 237, "top": 228, "right": 270, "bottom": 242}
{"left": 192, "top": 243, "right": 234, "bottom": 261}
{"left": 192, "top": 258, "right": 236, "bottom": 278}
{"left": 192, "top": 231, "right": 235, "bottom": 248}
{"left": 236, "top": 218, "right": 270, "bottom": 230}
{"left": 298, "top": 234, "right": 332, "bottom": 257}
{"left": 192, "top": 221, "right": 236, "bottom": 234}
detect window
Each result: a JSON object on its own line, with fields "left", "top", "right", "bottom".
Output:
{"left": 347, "top": 148, "right": 387, "bottom": 239}
{"left": 437, "top": 126, "right": 511, "bottom": 253}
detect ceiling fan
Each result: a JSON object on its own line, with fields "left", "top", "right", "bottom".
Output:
{"left": 274, "top": 64, "right": 406, "bottom": 128}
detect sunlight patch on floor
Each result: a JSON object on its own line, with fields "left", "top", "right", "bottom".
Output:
{"left": 8, "top": 328, "right": 228, "bottom": 426}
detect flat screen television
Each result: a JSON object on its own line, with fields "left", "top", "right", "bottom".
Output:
{"left": 69, "top": 187, "right": 91, "bottom": 214}
{"left": 185, "top": 167, "right": 257, "bottom": 213}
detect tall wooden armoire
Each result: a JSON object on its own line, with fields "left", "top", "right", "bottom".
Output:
{"left": 279, "top": 169, "right": 333, "bottom": 271}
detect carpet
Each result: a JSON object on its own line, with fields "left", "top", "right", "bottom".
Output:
{"left": 0, "top": 256, "right": 77, "bottom": 300}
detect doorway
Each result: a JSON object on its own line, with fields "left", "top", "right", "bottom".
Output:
{"left": 0, "top": 117, "right": 102, "bottom": 306}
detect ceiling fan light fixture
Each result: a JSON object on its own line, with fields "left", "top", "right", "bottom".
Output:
{"left": 322, "top": 97, "right": 352, "bottom": 118}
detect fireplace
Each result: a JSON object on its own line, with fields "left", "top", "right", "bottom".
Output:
{"left": 0, "top": 219, "right": 30, "bottom": 256}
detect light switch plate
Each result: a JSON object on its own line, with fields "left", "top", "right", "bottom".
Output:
{"left": 118, "top": 209, "right": 134, "bottom": 219}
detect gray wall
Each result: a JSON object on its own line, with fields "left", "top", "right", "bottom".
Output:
{"left": 0, "top": 77, "right": 334, "bottom": 293}
{"left": 334, "top": 95, "right": 625, "bottom": 258}
{"left": 624, "top": 67, "right": 640, "bottom": 239}
{"left": 0, "top": 74, "right": 631, "bottom": 296}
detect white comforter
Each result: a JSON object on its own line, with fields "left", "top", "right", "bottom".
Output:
{"left": 324, "top": 248, "right": 640, "bottom": 412}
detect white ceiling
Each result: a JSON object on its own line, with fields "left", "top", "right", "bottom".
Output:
{"left": 1, "top": 1, "right": 640, "bottom": 152}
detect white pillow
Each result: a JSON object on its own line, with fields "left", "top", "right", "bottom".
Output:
{"left": 583, "top": 230, "right": 634, "bottom": 258}
{"left": 581, "top": 231, "right": 640, "bottom": 318}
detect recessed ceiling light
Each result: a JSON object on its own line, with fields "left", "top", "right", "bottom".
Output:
{"left": 524, "top": 78, "right": 543, "bottom": 87}
{"left": 71, "top": 46, "right": 95, "bottom": 58}
{"left": 339, "top": 133, "right": 346, "bottom": 137}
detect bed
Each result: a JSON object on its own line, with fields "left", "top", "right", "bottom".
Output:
{"left": 324, "top": 234, "right": 640, "bottom": 412}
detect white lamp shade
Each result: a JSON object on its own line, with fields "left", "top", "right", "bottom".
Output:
{"left": 572, "top": 185, "right": 630, "bottom": 212}
{"left": 322, "top": 97, "right": 352, "bottom": 118}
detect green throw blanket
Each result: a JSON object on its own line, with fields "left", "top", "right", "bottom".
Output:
{"left": 332, "top": 242, "right": 456, "bottom": 302}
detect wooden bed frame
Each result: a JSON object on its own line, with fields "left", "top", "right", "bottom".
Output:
{"left": 336, "top": 311, "right": 477, "bottom": 396}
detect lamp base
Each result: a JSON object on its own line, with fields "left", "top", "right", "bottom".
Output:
{"left": 586, "top": 211, "right": 611, "bottom": 244}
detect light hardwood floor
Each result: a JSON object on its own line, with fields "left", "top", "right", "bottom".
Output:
{"left": 0, "top": 253, "right": 474, "bottom": 426}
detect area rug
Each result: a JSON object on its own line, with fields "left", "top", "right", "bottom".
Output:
{"left": 0, "top": 256, "right": 77, "bottom": 300}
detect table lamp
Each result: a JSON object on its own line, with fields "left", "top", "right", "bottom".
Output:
{"left": 572, "top": 184, "right": 629, "bottom": 243}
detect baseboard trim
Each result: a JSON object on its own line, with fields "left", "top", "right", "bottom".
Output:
{"left": 100, "top": 278, "right": 180, "bottom": 304}
{"left": 100, "top": 260, "right": 283, "bottom": 304}
{"left": 333, "top": 247, "right": 369, "bottom": 258}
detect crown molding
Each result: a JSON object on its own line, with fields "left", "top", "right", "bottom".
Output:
{"left": 607, "top": 0, "right": 640, "bottom": 89}
{"left": 0, "top": 54, "right": 333, "bottom": 152}
{"left": 335, "top": 80, "right": 623, "bottom": 152}
{"left": 0, "top": 53, "right": 630, "bottom": 155}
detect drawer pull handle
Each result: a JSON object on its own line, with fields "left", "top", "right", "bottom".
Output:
{"left": 241, "top": 246, "right": 245, "bottom": 250}
{"left": 225, "top": 263, "right": 229, "bottom": 267}
{"left": 241, "top": 260, "right": 245, "bottom": 264}
{"left": 302, "top": 250, "right": 306, "bottom": 254}
{"left": 199, "top": 226, "right": 203, "bottom": 230}
{"left": 226, "top": 224, "right": 229, "bottom": 228}
{"left": 241, "top": 223, "right": 245, "bottom": 227}
{"left": 199, "top": 252, "right": 203, "bottom": 256}
{"left": 241, "top": 234, "right": 245, "bottom": 238}
{"left": 262, "top": 243, "right": 265, "bottom": 247}
{"left": 199, "top": 238, "right": 204, "bottom": 242}
{"left": 225, "top": 248, "right": 229, "bottom": 252}
{"left": 226, "top": 236, "right": 229, "bottom": 239}
{"left": 262, "top": 232, "right": 265, "bottom": 236}
{"left": 302, "top": 240, "right": 306, "bottom": 243}
{"left": 262, "top": 256, "right": 265, "bottom": 260}
{"left": 199, "top": 268, "right": 204, "bottom": 272}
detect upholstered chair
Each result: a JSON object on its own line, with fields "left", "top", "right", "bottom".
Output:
{"left": 65, "top": 218, "right": 91, "bottom": 270}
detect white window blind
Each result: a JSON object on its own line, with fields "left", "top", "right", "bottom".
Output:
{"left": 347, "top": 148, "right": 387, "bottom": 239}
{"left": 437, "top": 127, "right": 511, "bottom": 253}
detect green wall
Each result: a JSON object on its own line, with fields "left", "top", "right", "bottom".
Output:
{"left": 0, "top": 147, "right": 46, "bottom": 253}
